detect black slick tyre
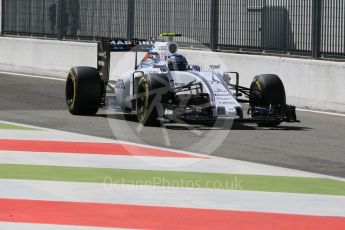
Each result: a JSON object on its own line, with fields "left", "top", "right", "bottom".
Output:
{"left": 66, "top": 67, "right": 102, "bottom": 116}
{"left": 249, "top": 74, "right": 286, "bottom": 127}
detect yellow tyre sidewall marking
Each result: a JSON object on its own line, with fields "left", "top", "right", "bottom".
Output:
{"left": 255, "top": 79, "right": 262, "bottom": 93}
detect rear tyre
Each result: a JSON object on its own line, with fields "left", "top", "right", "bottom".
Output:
{"left": 66, "top": 67, "right": 102, "bottom": 116}
{"left": 249, "top": 74, "right": 286, "bottom": 127}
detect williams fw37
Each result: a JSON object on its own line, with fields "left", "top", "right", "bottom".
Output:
{"left": 66, "top": 33, "right": 299, "bottom": 127}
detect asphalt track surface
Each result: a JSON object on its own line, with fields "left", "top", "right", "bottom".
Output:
{"left": 0, "top": 73, "right": 345, "bottom": 178}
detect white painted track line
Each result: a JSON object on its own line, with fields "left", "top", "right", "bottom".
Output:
{"left": 297, "top": 109, "right": 345, "bottom": 117}
{"left": 0, "top": 222, "right": 130, "bottom": 230}
{"left": 0, "top": 71, "right": 65, "bottom": 82}
{"left": 0, "top": 150, "right": 336, "bottom": 178}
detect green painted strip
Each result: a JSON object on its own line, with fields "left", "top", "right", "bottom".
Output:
{"left": 0, "top": 122, "right": 38, "bottom": 130}
{"left": 1, "top": 164, "right": 345, "bottom": 196}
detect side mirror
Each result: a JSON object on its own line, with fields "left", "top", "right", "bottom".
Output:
{"left": 224, "top": 71, "right": 240, "bottom": 98}
{"left": 222, "top": 73, "right": 232, "bottom": 84}
{"left": 190, "top": 65, "right": 201, "bottom": 72}
{"left": 208, "top": 64, "right": 221, "bottom": 71}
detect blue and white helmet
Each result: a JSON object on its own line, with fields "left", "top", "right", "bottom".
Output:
{"left": 167, "top": 54, "right": 189, "bottom": 71}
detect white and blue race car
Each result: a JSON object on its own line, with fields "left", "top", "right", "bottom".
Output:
{"left": 66, "top": 33, "right": 298, "bottom": 127}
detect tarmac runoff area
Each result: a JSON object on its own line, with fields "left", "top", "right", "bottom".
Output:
{"left": 0, "top": 121, "right": 344, "bottom": 229}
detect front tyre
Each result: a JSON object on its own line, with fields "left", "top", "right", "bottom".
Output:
{"left": 136, "top": 77, "right": 160, "bottom": 126}
{"left": 66, "top": 67, "right": 102, "bottom": 116}
{"left": 250, "top": 74, "right": 286, "bottom": 127}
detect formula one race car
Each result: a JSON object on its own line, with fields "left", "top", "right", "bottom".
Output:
{"left": 66, "top": 33, "right": 299, "bottom": 127}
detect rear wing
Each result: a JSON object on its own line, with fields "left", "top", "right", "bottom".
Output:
{"left": 97, "top": 34, "right": 181, "bottom": 80}
{"left": 97, "top": 38, "right": 154, "bottom": 81}
{"left": 110, "top": 39, "right": 154, "bottom": 52}
{"left": 109, "top": 32, "right": 182, "bottom": 51}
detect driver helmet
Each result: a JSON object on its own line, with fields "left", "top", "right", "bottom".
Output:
{"left": 167, "top": 54, "right": 189, "bottom": 71}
